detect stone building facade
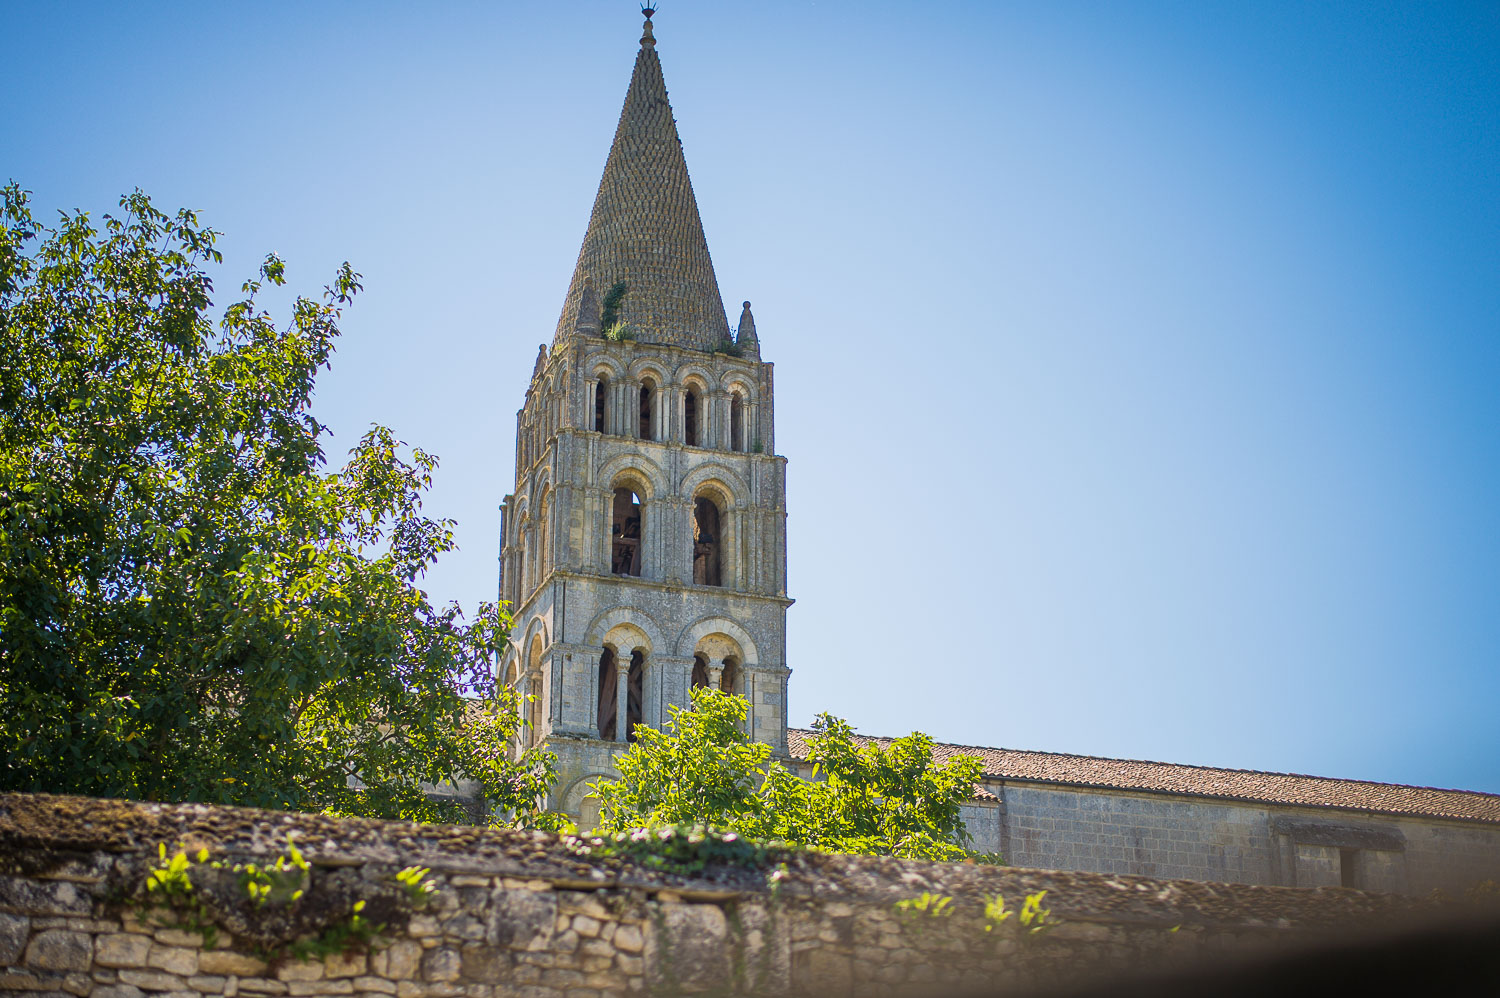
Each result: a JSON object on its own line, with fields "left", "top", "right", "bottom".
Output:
{"left": 496, "top": 14, "right": 791, "bottom": 825}
{"left": 496, "top": 13, "right": 1500, "bottom": 896}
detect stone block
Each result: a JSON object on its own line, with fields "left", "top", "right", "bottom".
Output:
{"left": 236, "top": 979, "right": 288, "bottom": 994}
{"left": 154, "top": 930, "right": 205, "bottom": 948}
{"left": 95, "top": 986, "right": 147, "bottom": 998}
{"left": 97, "top": 934, "right": 155, "bottom": 968}
{"left": 0, "top": 878, "right": 91, "bottom": 917}
{"left": 322, "top": 953, "right": 364, "bottom": 979}
{"left": 646, "top": 905, "right": 728, "bottom": 993}
{"left": 188, "top": 975, "right": 227, "bottom": 992}
{"left": 579, "top": 938, "right": 613, "bottom": 959}
{"left": 25, "top": 929, "right": 93, "bottom": 972}
{"left": 352, "top": 976, "right": 396, "bottom": 993}
{"left": 458, "top": 945, "right": 508, "bottom": 984}
{"left": 286, "top": 981, "right": 352, "bottom": 996}
{"left": 198, "top": 952, "right": 269, "bottom": 977}
{"left": 276, "top": 962, "right": 324, "bottom": 983}
{"left": 383, "top": 941, "right": 421, "bottom": 981}
{"left": 421, "top": 948, "right": 461, "bottom": 983}
{"left": 486, "top": 889, "right": 556, "bottom": 951}
{"left": 0, "top": 912, "right": 30, "bottom": 964}
{"left": 439, "top": 916, "right": 484, "bottom": 942}
{"left": 571, "top": 915, "right": 601, "bottom": 938}
{"left": 612, "top": 925, "right": 642, "bottom": 954}
{"left": 148, "top": 945, "right": 200, "bottom": 976}
{"left": 406, "top": 917, "right": 440, "bottom": 939}
{"left": 119, "top": 968, "right": 189, "bottom": 991}
{"left": 792, "top": 949, "right": 852, "bottom": 997}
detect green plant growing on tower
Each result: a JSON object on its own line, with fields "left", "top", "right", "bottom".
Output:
{"left": 600, "top": 279, "right": 630, "bottom": 338}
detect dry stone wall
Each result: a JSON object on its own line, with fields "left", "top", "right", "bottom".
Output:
{"left": 0, "top": 794, "right": 1439, "bottom": 998}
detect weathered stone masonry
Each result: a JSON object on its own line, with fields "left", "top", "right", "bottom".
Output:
{"left": 0, "top": 795, "right": 1447, "bottom": 998}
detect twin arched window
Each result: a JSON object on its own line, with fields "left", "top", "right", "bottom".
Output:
{"left": 598, "top": 646, "right": 645, "bottom": 741}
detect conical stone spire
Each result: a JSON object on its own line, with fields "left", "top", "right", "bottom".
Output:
{"left": 552, "top": 15, "right": 731, "bottom": 351}
{"left": 735, "top": 301, "right": 760, "bottom": 359}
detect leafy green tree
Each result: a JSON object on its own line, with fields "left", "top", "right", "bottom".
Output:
{"left": 590, "top": 687, "right": 987, "bottom": 862}
{"left": 0, "top": 184, "right": 553, "bottom": 823}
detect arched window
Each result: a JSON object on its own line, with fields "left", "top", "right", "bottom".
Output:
{"left": 691, "top": 653, "right": 709, "bottom": 689}
{"left": 684, "top": 388, "right": 699, "bottom": 447}
{"left": 639, "top": 379, "right": 655, "bottom": 440}
{"left": 611, "top": 488, "right": 643, "bottom": 577}
{"left": 730, "top": 393, "right": 744, "bottom": 452}
{"left": 627, "top": 649, "right": 644, "bottom": 742}
{"left": 692, "top": 497, "right": 721, "bottom": 587}
{"left": 594, "top": 376, "right": 608, "bottom": 433}
{"left": 720, "top": 657, "right": 740, "bottom": 696}
{"left": 535, "top": 493, "right": 550, "bottom": 583}
{"left": 597, "top": 646, "right": 617, "bottom": 740}
{"left": 517, "top": 520, "right": 529, "bottom": 596}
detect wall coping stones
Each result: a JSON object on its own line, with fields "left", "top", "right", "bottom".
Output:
{"left": 0, "top": 793, "right": 1427, "bottom": 933}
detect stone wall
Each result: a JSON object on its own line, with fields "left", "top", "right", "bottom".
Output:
{"left": 0, "top": 795, "right": 1443, "bottom": 998}
{"left": 967, "top": 781, "right": 1500, "bottom": 895}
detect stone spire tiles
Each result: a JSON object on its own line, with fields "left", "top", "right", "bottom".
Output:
{"left": 552, "top": 16, "right": 732, "bottom": 352}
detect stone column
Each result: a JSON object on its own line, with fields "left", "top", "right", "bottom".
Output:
{"left": 615, "top": 658, "right": 630, "bottom": 742}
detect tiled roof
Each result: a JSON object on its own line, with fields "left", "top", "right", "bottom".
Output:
{"left": 552, "top": 17, "right": 731, "bottom": 352}
{"left": 786, "top": 730, "right": 1500, "bottom": 825}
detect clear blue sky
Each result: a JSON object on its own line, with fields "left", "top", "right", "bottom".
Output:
{"left": 7, "top": 2, "right": 1498, "bottom": 793}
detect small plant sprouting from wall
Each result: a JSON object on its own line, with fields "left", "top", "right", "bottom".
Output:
{"left": 394, "top": 866, "right": 438, "bottom": 908}
{"left": 895, "top": 891, "right": 954, "bottom": 935}
{"left": 600, "top": 280, "right": 632, "bottom": 340}
{"left": 983, "top": 890, "right": 1053, "bottom": 936}
{"left": 137, "top": 839, "right": 440, "bottom": 963}
{"left": 143, "top": 845, "right": 219, "bottom": 947}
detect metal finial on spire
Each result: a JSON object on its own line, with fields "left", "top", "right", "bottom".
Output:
{"left": 640, "top": 3, "right": 657, "bottom": 18}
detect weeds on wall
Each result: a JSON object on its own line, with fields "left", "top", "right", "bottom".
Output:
{"left": 894, "top": 891, "right": 954, "bottom": 935}
{"left": 600, "top": 280, "right": 629, "bottom": 331}
{"left": 984, "top": 890, "right": 1053, "bottom": 936}
{"left": 564, "top": 823, "right": 792, "bottom": 877}
{"left": 137, "top": 838, "right": 440, "bottom": 963}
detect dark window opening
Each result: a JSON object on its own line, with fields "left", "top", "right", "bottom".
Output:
{"left": 684, "top": 390, "right": 699, "bottom": 446}
{"left": 692, "top": 497, "right": 721, "bottom": 587}
{"left": 526, "top": 670, "right": 543, "bottom": 746}
{"left": 611, "top": 488, "right": 642, "bottom": 577}
{"left": 594, "top": 377, "right": 608, "bottom": 433}
{"left": 720, "top": 657, "right": 740, "bottom": 695}
{"left": 627, "top": 650, "right": 644, "bottom": 741}
{"left": 730, "top": 394, "right": 744, "bottom": 452}
{"left": 691, "top": 653, "right": 709, "bottom": 689}
{"left": 639, "top": 381, "right": 654, "bottom": 440}
{"left": 1339, "top": 848, "right": 1359, "bottom": 889}
{"left": 597, "top": 647, "right": 617, "bottom": 739}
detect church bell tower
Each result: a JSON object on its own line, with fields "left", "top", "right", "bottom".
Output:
{"left": 497, "top": 12, "right": 791, "bottom": 820}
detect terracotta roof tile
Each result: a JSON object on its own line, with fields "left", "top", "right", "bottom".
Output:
{"left": 786, "top": 729, "right": 1500, "bottom": 825}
